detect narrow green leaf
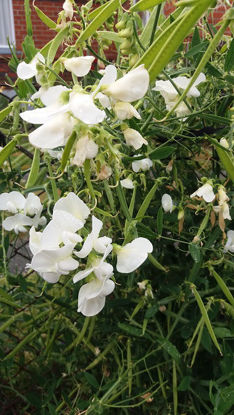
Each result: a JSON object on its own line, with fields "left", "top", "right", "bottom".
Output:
{"left": 190, "top": 284, "right": 222, "bottom": 355}
{"left": 97, "top": 31, "right": 122, "bottom": 43}
{"left": 25, "top": 148, "right": 40, "bottom": 188}
{"left": 22, "top": 35, "right": 37, "bottom": 62}
{"left": 215, "top": 145, "right": 234, "bottom": 183}
{"left": 157, "top": 206, "right": 163, "bottom": 236}
{"left": 4, "top": 330, "right": 38, "bottom": 360}
{"left": 224, "top": 38, "right": 234, "bottom": 72}
{"left": 209, "top": 266, "right": 234, "bottom": 307}
{"left": 148, "top": 253, "right": 167, "bottom": 272}
{"left": 24, "top": 0, "right": 33, "bottom": 36}
{"left": 60, "top": 131, "right": 77, "bottom": 172}
{"left": 47, "top": 26, "right": 69, "bottom": 65}
{"left": 34, "top": 5, "right": 57, "bottom": 30}
{"left": 149, "top": 146, "right": 175, "bottom": 160}
{"left": 0, "top": 105, "right": 12, "bottom": 123}
{"left": 189, "top": 243, "right": 201, "bottom": 263}
{"left": 0, "top": 139, "right": 17, "bottom": 168}
{"left": 185, "top": 40, "right": 209, "bottom": 58}
{"left": 84, "top": 373, "right": 99, "bottom": 390}
{"left": 131, "top": 0, "right": 165, "bottom": 12}
{"left": 160, "top": 339, "right": 181, "bottom": 362}
{"left": 0, "top": 311, "right": 25, "bottom": 334}
{"left": 77, "top": 0, "right": 126, "bottom": 44}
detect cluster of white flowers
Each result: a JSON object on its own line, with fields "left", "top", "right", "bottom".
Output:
{"left": 17, "top": 56, "right": 149, "bottom": 158}
{"left": 22, "top": 192, "right": 153, "bottom": 317}
{"left": 0, "top": 191, "right": 46, "bottom": 234}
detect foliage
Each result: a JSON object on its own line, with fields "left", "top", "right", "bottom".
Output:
{"left": 0, "top": 0, "right": 233, "bottom": 414}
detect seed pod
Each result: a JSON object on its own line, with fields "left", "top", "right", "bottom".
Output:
{"left": 119, "top": 27, "right": 133, "bottom": 38}
{"left": 120, "top": 39, "right": 132, "bottom": 50}
{"left": 129, "top": 54, "right": 139, "bottom": 67}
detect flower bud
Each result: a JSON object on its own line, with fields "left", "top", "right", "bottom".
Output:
{"left": 114, "top": 102, "right": 141, "bottom": 120}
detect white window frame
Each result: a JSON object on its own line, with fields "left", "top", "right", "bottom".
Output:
{"left": 0, "top": 0, "right": 15, "bottom": 53}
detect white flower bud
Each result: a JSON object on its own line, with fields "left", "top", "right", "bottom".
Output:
{"left": 123, "top": 128, "right": 148, "bottom": 150}
{"left": 161, "top": 194, "right": 173, "bottom": 213}
{"left": 113, "top": 102, "right": 141, "bottom": 120}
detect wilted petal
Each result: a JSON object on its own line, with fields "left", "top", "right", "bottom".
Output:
{"left": 64, "top": 56, "right": 95, "bottom": 77}
{"left": 190, "top": 183, "right": 215, "bottom": 203}
{"left": 104, "top": 65, "right": 149, "bottom": 102}
{"left": 70, "top": 92, "right": 106, "bottom": 124}
{"left": 116, "top": 237, "right": 153, "bottom": 273}
{"left": 63, "top": 0, "right": 73, "bottom": 19}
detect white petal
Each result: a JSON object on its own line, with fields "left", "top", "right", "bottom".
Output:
{"left": 94, "top": 261, "right": 113, "bottom": 280}
{"left": 24, "top": 193, "right": 42, "bottom": 216}
{"left": 78, "top": 283, "right": 106, "bottom": 316}
{"left": 29, "top": 227, "right": 43, "bottom": 255}
{"left": 132, "top": 157, "right": 152, "bottom": 172}
{"left": 52, "top": 210, "right": 84, "bottom": 233}
{"left": 120, "top": 178, "right": 134, "bottom": 189}
{"left": 190, "top": 184, "right": 215, "bottom": 203}
{"left": 64, "top": 56, "right": 95, "bottom": 77}
{"left": 123, "top": 128, "right": 148, "bottom": 150}
{"left": 29, "top": 113, "right": 75, "bottom": 149}
{"left": 39, "top": 271, "right": 61, "bottom": 284}
{"left": 31, "top": 244, "right": 77, "bottom": 275}
{"left": 73, "top": 267, "right": 94, "bottom": 283}
{"left": 40, "top": 85, "right": 69, "bottom": 106}
{"left": 224, "top": 230, "right": 234, "bottom": 253}
{"left": 93, "top": 237, "right": 112, "bottom": 254}
{"left": 114, "top": 102, "right": 141, "bottom": 120}
{"left": 116, "top": 237, "right": 153, "bottom": 273}
{"left": 222, "top": 202, "right": 231, "bottom": 220}
{"left": 17, "top": 61, "right": 37, "bottom": 80}
{"left": 3, "top": 214, "right": 33, "bottom": 233}
{"left": 104, "top": 65, "right": 149, "bottom": 102}
{"left": 58, "top": 257, "right": 79, "bottom": 273}
{"left": 96, "top": 92, "right": 111, "bottom": 109}
{"left": 72, "top": 136, "right": 98, "bottom": 167}
{"left": 20, "top": 103, "right": 69, "bottom": 125}
{"left": 76, "top": 216, "right": 102, "bottom": 258}
{"left": 97, "top": 65, "right": 117, "bottom": 90}
{"left": 70, "top": 93, "right": 106, "bottom": 125}
{"left": 161, "top": 194, "right": 173, "bottom": 213}
{"left": 0, "top": 191, "right": 26, "bottom": 213}
{"left": 63, "top": 0, "right": 73, "bottom": 19}
{"left": 54, "top": 192, "right": 90, "bottom": 224}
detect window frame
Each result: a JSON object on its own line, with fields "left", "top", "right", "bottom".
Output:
{"left": 0, "top": 0, "right": 15, "bottom": 54}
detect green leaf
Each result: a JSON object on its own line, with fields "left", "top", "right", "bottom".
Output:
{"left": 213, "top": 327, "right": 232, "bottom": 338}
{"left": 178, "top": 375, "right": 192, "bottom": 391}
{"left": 185, "top": 40, "right": 209, "bottom": 58}
{"left": 84, "top": 373, "right": 99, "bottom": 390}
{"left": 60, "top": 131, "right": 77, "bottom": 172}
{"left": 25, "top": 148, "right": 41, "bottom": 189}
{"left": 34, "top": 5, "right": 57, "bottom": 30}
{"left": 189, "top": 243, "right": 201, "bottom": 263}
{"left": 157, "top": 206, "right": 163, "bottom": 236}
{"left": 97, "top": 31, "right": 122, "bottom": 43}
{"left": 0, "top": 288, "right": 19, "bottom": 309}
{"left": 224, "top": 38, "right": 234, "bottom": 72}
{"left": 118, "top": 323, "right": 151, "bottom": 339}
{"left": 131, "top": 0, "right": 165, "bottom": 12}
{"left": 145, "top": 304, "right": 158, "bottom": 319}
{"left": 22, "top": 35, "right": 37, "bottom": 62}
{"left": 215, "top": 145, "right": 234, "bottom": 183}
{"left": 0, "top": 139, "right": 17, "bottom": 168}
{"left": 136, "top": 181, "right": 159, "bottom": 222}
{"left": 191, "top": 26, "right": 200, "bottom": 47}
{"left": 0, "top": 105, "right": 12, "bottom": 123}
{"left": 214, "top": 385, "right": 234, "bottom": 415}
{"left": 149, "top": 145, "right": 175, "bottom": 160}
{"left": 77, "top": 0, "right": 126, "bottom": 44}
{"left": 47, "top": 26, "right": 69, "bottom": 65}
{"left": 160, "top": 339, "right": 181, "bottom": 362}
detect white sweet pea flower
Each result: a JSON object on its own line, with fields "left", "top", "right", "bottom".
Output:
{"left": 154, "top": 73, "right": 206, "bottom": 117}
{"left": 53, "top": 192, "right": 90, "bottom": 230}
{"left": 28, "top": 112, "right": 75, "bottom": 149}
{"left": 190, "top": 183, "right": 215, "bottom": 203}
{"left": 63, "top": 56, "right": 95, "bottom": 77}
{"left": 76, "top": 216, "right": 112, "bottom": 259}
{"left": 63, "top": 0, "right": 74, "bottom": 19}
{"left": 120, "top": 178, "right": 134, "bottom": 189}
{"left": 161, "top": 193, "right": 173, "bottom": 213}
{"left": 73, "top": 245, "right": 113, "bottom": 283}
{"left": 132, "top": 156, "right": 153, "bottom": 173}
{"left": 30, "top": 243, "right": 79, "bottom": 283}
{"left": 69, "top": 92, "right": 106, "bottom": 125}
{"left": 224, "top": 230, "right": 234, "bottom": 253}
{"left": 123, "top": 128, "right": 148, "bottom": 150}
{"left": 24, "top": 193, "right": 43, "bottom": 216}
{"left": 77, "top": 276, "right": 115, "bottom": 316}
{"left": 17, "top": 52, "right": 45, "bottom": 80}
{"left": 116, "top": 237, "right": 153, "bottom": 273}
{"left": 103, "top": 65, "right": 149, "bottom": 102}
{"left": 72, "top": 136, "right": 98, "bottom": 167}
{"left": 0, "top": 191, "right": 26, "bottom": 213}
{"left": 113, "top": 102, "right": 141, "bottom": 120}
{"left": 3, "top": 214, "right": 36, "bottom": 234}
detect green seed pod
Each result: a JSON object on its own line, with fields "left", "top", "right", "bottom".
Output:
{"left": 129, "top": 54, "right": 139, "bottom": 67}
{"left": 120, "top": 39, "right": 132, "bottom": 50}
{"left": 116, "top": 13, "right": 128, "bottom": 30}
{"left": 118, "top": 27, "right": 133, "bottom": 38}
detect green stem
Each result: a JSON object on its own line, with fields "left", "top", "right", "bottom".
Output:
{"left": 149, "top": 4, "right": 162, "bottom": 46}
{"left": 45, "top": 156, "right": 59, "bottom": 202}
{"left": 84, "top": 159, "right": 96, "bottom": 200}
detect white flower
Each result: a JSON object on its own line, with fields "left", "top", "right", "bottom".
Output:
{"left": 154, "top": 73, "right": 206, "bottom": 100}
{"left": 17, "top": 52, "right": 45, "bottom": 80}
{"left": 161, "top": 193, "right": 173, "bottom": 213}
{"left": 63, "top": 0, "right": 73, "bottom": 19}
{"left": 96, "top": 92, "right": 111, "bottom": 109}
{"left": 190, "top": 183, "right": 215, "bottom": 203}
{"left": 64, "top": 56, "right": 95, "bottom": 77}
{"left": 0, "top": 191, "right": 26, "bottom": 214}
{"left": 73, "top": 245, "right": 113, "bottom": 283}
{"left": 30, "top": 243, "right": 79, "bottom": 283}
{"left": 120, "top": 178, "right": 134, "bottom": 189}
{"left": 24, "top": 193, "right": 43, "bottom": 216}
{"left": 72, "top": 136, "right": 98, "bottom": 167}
{"left": 103, "top": 65, "right": 149, "bottom": 102}
{"left": 116, "top": 237, "right": 153, "bottom": 273}
{"left": 224, "top": 230, "right": 234, "bottom": 253}
{"left": 132, "top": 156, "right": 153, "bottom": 172}
{"left": 213, "top": 187, "right": 231, "bottom": 220}
{"left": 154, "top": 73, "right": 206, "bottom": 117}
{"left": 123, "top": 128, "right": 148, "bottom": 150}
{"left": 28, "top": 112, "right": 75, "bottom": 149}
{"left": 76, "top": 216, "right": 112, "bottom": 259}
{"left": 69, "top": 92, "right": 106, "bottom": 125}
{"left": 113, "top": 102, "right": 141, "bottom": 120}
{"left": 53, "top": 192, "right": 90, "bottom": 231}
{"left": 3, "top": 214, "right": 36, "bottom": 234}
{"left": 77, "top": 276, "right": 114, "bottom": 317}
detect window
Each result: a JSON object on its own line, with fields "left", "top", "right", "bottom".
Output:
{"left": 0, "top": 0, "right": 15, "bottom": 53}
